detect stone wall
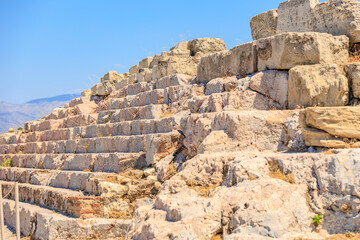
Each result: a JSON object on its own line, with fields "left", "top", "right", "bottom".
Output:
{"left": 251, "top": 0, "right": 360, "bottom": 43}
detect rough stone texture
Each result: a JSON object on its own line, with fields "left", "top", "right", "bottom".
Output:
{"left": 345, "top": 62, "right": 360, "bottom": 98}
{"left": 288, "top": 64, "right": 349, "bottom": 109}
{"left": 252, "top": 0, "right": 360, "bottom": 44}
{"left": 188, "top": 38, "right": 226, "bottom": 57}
{"left": 197, "top": 42, "right": 257, "bottom": 83}
{"left": 301, "top": 106, "right": 360, "bottom": 148}
{"left": 101, "top": 71, "right": 126, "bottom": 83}
{"left": 257, "top": 32, "right": 349, "bottom": 71}
{"left": 250, "top": 9, "right": 278, "bottom": 40}
{"left": 249, "top": 70, "right": 289, "bottom": 108}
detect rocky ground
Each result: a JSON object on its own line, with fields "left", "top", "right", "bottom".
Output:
{"left": 1, "top": 0, "right": 360, "bottom": 239}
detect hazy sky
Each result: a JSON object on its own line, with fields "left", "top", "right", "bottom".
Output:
{"left": 0, "top": 0, "right": 283, "bottom": 104}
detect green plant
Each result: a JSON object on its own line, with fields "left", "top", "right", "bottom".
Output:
{"left": 0, "top": 158, "right": 12, "bottom": 167}
{"left": 312, "top": 214, "right": 324, "bottom": 226}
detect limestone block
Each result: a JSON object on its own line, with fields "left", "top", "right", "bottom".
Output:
{"left": 257, "top": 32, "right": 349, "bottom": 71}
{"left": 249, "top": 70, "right": 289, "bottom": 108}
{"left": 277, "top": 0, "right": 318, "bottom": 34}
{"left": 224, "top": 42, "right": 257, "bottom": 77}
{"left": 345, "top": 62, "right": 360, "bottom": 98}
{"left": 205, "top": 76, "right": 238, "bottom": 95}
{"left": 288, "top": 64, "right": 349, "bottom": 109}
{"left": 188, "top": 38, "right": 226, "bottom": 57}
{"left": 198, "top": 42, "right": 257, "bottom": 83}
{"left": 313, "top": 0, "right": 360, "bottom": 44}
{"left": 250, "top": 9, "right": 278, "bottom": 40}
{"left": 303, "top": 106, "right": 360, "bottom": 139}
{"left": 139, "top": 57, "right": 154, "bottom": 69}
{"left": 197, "top": 51, "right": 228, "bottom": 83}
{"left": 155, "top": 74, "right": 192, "bottom": 89}
{"left": 101, "top": 71, "right": 124, "bottom": 83}
{"left": 169, "top": 41, "right": 190, "bottom": 56}
{"left": 129, "top": 65, "right": 139, "bottom": 75}
{"left": 137, "top": 68, "right": 152, "bottom": 82}
{"left": 152, "top": 56, "right": 197, "bottom": 80}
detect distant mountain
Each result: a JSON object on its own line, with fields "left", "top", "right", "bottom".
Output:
{"left": 26, "top": 93, "right": 80, "bottom": 104}
{"left": 0, "top": 93, "right": 81, "bottom": 134}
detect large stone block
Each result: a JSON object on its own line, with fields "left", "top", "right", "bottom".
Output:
{"left": 345, "top": 62, "right": 360, "bottom": 98}
{"left": 257, "top": 32, "right": 349, "bottom": 71}
{"left": 249, "top": 70, "right": 289, "bottom": 108}
{"left": 152, "top": 56, "right": 198, "bottom": 80}
{"left": 252, "top": 0, "right": 360, "bottom": 43}
{"left": 312, "top": 0, "right": 360, "bottom": 44}
{"left": 188, "top": 38, "right": 226, "bottom": 57}
{"left": 301, "top": 106, "right": 360, "bottom": 148}
{"left": 277, "top": 0, "right": 318, "bottom": 34}
{"left": 250, "top": 9, "right": 278, "bottom": 40}
{"left": 101, "top": 71, "right": 125, "bottom": 83}
{"left": 197, "top": 42, "right": 257, "bottom": 83}
{"left": 288, "top": 64, "right": 349, "bottom": 109}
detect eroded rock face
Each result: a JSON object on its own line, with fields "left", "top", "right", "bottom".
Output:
{"left": 250, "top": 9, "right": 278, "bottom": 40}
{"left": 252, "top": 0, "right": 360, "bottom": 43}
{"left": 301, "top": 106, "right": 360, "bottom": 148}
{"left": 288, "top": 64, "right": 349, "bottom": 109}
{"left": 197, "top": 42, "right": 256, "bottom": 83}
{"left": 257, "top": 32, "right": 349, "bottom": 71}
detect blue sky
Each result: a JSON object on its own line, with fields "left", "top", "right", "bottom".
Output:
{"left": 0, "top": 0, "right": 282, "bottom": 104}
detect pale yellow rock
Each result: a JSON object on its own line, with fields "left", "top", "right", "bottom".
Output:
{"left": 129, "top": 65, "right": 139, "bottom": 75}
{"left": 304, "top": 106, "right": 360, "bottom": 139}
{"left": 139, "top": 57, "right": 154, "bottom": 69}
{"left": 257, "top": 32, "right": 349, "bottom": 71}
{"left": 250, "top": 9, "right": 278, "bottom": 40}
{"left": 188, "top": 38, "right": 226, "bottom": 57}
{"left": 288, "top": 64, "right": 349, "bottom": 109}
{"left": 101, "top": 71, "right": 124, "bottom": 83}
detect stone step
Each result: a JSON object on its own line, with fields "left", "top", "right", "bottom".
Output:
{"left": 63, "top": 96, "right": 92, "bottom": 108}
{"left": 0, "top": 180, "right": 101, "bottom": 218}
{"left": 108, "top": 89, "right": 165, "bottom": 110}
{"left": 98, "top": 104, "right": 170, "bottom": 123}
{"left": 181, "top": 109, "right": 304, "bottom": 157}
{"left": 2, "top": 199, "right": 130, "bottom": 239}
{"left": 0, "top": 131, "right": 179, "bottom": 155}
{"left": 22, "top": 104, "right": 170, "bottom": 135}
{"left": 0, "top": 116, "right": 179, "bottom": 145}
{"left": 0, "top": 152, "right": 146, "bottom": 173}
{"left": 0, "top": 167, "right": 113, "bottom": 195}
{"left": 107, "top": 74, "right": 192, "bottom": 99}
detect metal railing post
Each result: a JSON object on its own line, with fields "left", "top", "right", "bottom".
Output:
{"left": 0, "top": 184, "right": 4, "bottom": 240}
{"left": 15, "top": 182, "right": 20, "bottom": 240}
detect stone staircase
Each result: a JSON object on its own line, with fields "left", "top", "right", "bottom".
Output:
{"left": 1, "top": 0, "right": 360, "bottom": 239}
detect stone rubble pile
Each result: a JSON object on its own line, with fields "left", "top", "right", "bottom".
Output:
{"left": 1, "top": 0, "right": 360, "bottom": 239}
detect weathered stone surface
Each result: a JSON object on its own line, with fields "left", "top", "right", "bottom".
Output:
{"left": 345, "top": 62, "right": 360, "bottom": 98}
{"left": 257, "top": 32, "right": 349, "bottom": 71}
{"left": 129, "top": 65, "right": 139, "bottom": 75}
{"left": 205, "top": 76, "right": 238, "bottom": 95}
{"left": 288, "top": 64, "right": 349, "bottom": 109}
{"left": 301, "top": 106, "right": 360, "bottom": 148}
{"left": 250, "top": 9, "right": 278, "bottom": 40}
{"left": 181, "top": 110, "right": 304, "bottom": 157}
{"left": 188, "top": 38, "right": 226, "bottom": 57}
{"left": 139, "top": 57, "right": 154, "bottom": 69}
{"left": 197, "top": 42, "right": 256, "bottom": 83}
{"left": 101, "top": 71, "right": 125, "bottom": 83}
{"left": 169, "top": 41, "right": 190, "bottom": 56}
{"left": 277, "top": 0, "right": 318, "bottom": 34}
{"left": 252, "top": 0, "right": 360, "bottom": 44}
{"left": 249, "top": 70, "right": 288, "bottom": 108}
